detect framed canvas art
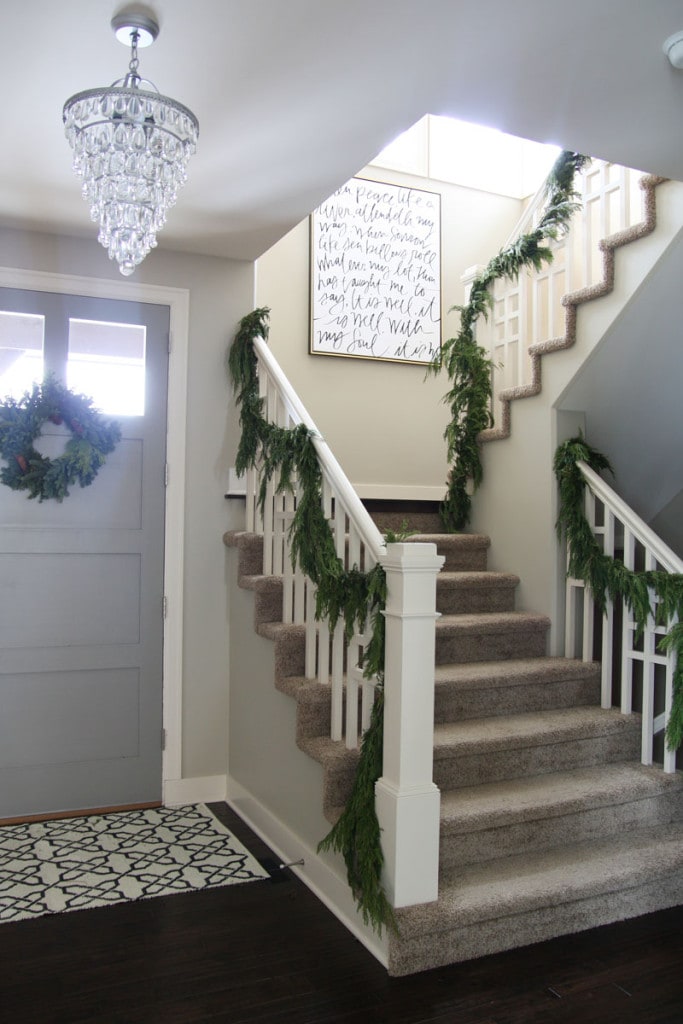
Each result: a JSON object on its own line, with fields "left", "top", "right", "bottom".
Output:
{"left": 310, "top": 178, "right": 441, "bottom": 365}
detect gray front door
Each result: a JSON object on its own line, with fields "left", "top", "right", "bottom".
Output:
{"left": 0, "top": 288, "right": 169, "bottom": 818}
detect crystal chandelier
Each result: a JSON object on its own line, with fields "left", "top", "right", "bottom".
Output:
{"left": 63, "top": 10, "right": 199, "bottom": 276}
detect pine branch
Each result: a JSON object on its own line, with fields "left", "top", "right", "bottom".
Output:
{"left": 430, "top": 151, "right": 590, "bottom": 532}
{"left": 554, "top": 435, "right": 683, "bottom": 752}
{"left": 317, "top": 688, "right": 397, "bottom": 936}
{"left": 227, "top": 309, "right": 394, "bottom": 935}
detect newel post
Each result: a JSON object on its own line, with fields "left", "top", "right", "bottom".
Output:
{"left": 375, "top": 542, "right": 444, "bottom": 908}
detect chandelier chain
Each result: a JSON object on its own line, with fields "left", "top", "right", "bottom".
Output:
{"left": 128, "top": 31, "right": 141, "bottom": 77}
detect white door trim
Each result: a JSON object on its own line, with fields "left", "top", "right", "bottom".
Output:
{"left": 0, "top": 265, "right": 188, "bottom": 789}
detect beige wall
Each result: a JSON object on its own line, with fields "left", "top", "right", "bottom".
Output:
{"left": 256, "top": 170, "right": 524, "bottom": 499}
{"left": 0, "top": 225, "right": 254, "bottom": 780}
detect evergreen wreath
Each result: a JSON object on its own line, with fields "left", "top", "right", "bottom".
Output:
{"left": 554, "top": 435, "right": 683, "bottom": 750}
{"left": 0, "top": 378, "right": 121, "bottom": 502}
{"left": 428, "top": 150, "right": 591, "bottom": 532}
{"left": 229, "top": 308, "right": 395, "bottom": 934}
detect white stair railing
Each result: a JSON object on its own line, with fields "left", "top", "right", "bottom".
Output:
{"left": 565, "top": 460, "right": 682, "bottom": 773}
{"left": 473, "top": 160, "right": 649, "bottom": 407}
{"left": 246, "top": 335, "right": 443, "bottom": 907}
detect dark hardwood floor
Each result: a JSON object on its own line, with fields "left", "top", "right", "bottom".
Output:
{"left": 1, "top": 802, "right": 682, "bottom": 1023}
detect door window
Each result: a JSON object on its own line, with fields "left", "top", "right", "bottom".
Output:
{"left": 67, "top": 318, "right": 146, "bottom": 416}
{"left": 0, "top": 310, "right": 44, "bottom": 399}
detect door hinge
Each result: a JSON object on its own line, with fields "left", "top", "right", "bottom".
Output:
{"left": 167, "top": 332, "right": 172, "bottom": 354}
{"left": 163, "top": 595, "right": 168, "bottom": 619}
{"left": 164, "top": 462, "right": 169, "bottom": 487}
{"left": 161, "top": 728, "right": 166, "bottom": 751}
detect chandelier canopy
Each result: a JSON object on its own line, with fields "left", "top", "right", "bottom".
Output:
{"left": 63, "top": 10, "right": 199, "bottom": 276}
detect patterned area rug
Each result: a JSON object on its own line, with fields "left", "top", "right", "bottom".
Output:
{"left": 0, "top": 803, "right": 269, "bottom": 923}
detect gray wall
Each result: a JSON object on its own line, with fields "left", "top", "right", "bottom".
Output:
{"left": 558, "top": 229, "right": 683, "bottom": 557}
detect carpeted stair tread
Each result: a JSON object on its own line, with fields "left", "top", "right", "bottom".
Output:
{"left": 439, "top": 762, "right": 682, "bottom": 834}
{"left": 397, "top": 823, "right": 683, "bottom": 937}
{"left": 256, "top": 620, "right": 306, "bottom": 641}
{"left": 297, "top": 734, "right": 360, "bottom": 768}
{"left": 433, "top": 705, "right": 637, "bottom": 754}
{"left": 237, "top": 573, "right": 281, "bottom": 592}
{"left": 436, "top": 611, "right": 550, "bottom": 633}
{"left": 434, "top": 656, "right": 596, "bottom": 687}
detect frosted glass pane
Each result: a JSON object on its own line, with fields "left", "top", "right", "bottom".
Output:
{"left": 67, "top": 318, "right": 146, "bottom": 416}
{"left": 0, "top": 310, "right": 44, "bottom": 400}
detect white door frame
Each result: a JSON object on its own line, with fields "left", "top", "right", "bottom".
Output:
{"left": 0, "top": 266, "right": 188, "bottom": 791}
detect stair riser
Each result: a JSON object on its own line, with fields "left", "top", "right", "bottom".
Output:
{"left": 293, "top": 692, "right": 366, "bottom": 742}
{"left": 295, "top": 699, "right": 331, "bottom": 742}
{"left": 371, "top": 513, "right": 444, "bottom": 534}
{"left": 316, "top": 762, "right": 360, "bottom": 814}
{"left": 440, "top": 790, "right": 683, "bottom": 873}
{"left": 439, "top": 550, "right": 489, "bottom": 572}
{"left": 254, "top": 582, "right": 284, "bottom": 625}
{"left": 236, "top": 537, "right": 264, "bottom": 577}
{"left": 264, "top": 631, "right": 306, "bottom": 681}
{"left": 435, "top": 676, "right": 601, "bottom": 721}
{"left": 434, "top": 730, "right": 641, "bottom": 789}
{"left": 388, "top": 869, "right": 683, "bottom": 976}
{"left": 435, "top": 630, "right": 547, "bottom": 664}
{"left": 436, "top": 586, "right": 516, "bottom": 615}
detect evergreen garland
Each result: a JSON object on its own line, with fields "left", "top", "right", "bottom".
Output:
{"left": 318, "top": 686, "right": 397, "bottom": 935}
{"left": 0, "top": 378, "right": 121, "bottom": 502}
{"left": 429, "top": 151, "right": 591, "bottom": 532}
{"left": 228, "top": 308, "right": 394, "bottom": 933}
{"left": 554, "top": 435, "right": 683, "bottom": 750}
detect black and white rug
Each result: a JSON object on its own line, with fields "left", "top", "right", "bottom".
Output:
{"left": 0, "top": 803, "right": 269, "bottom": 923}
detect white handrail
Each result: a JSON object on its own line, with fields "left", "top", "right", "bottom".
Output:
{"left": 577, "top": 461, "right": 683, "bottom": 574}
{"left": 477, "top": 160, "right": 647, "bottom": 411}
{"left": 252, "top": 335, "right": 384, "bottom": 560}
{"left": 565, "top": 459, "right": 680, "bottom": 773}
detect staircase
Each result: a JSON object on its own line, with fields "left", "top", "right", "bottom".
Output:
{"left": 225, "top": 514, "right": 683, "bottom": 976}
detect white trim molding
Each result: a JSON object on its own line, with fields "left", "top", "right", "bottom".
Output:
{"left": 227, "top": 775, "right": 388, "bottom": 968}
{"left": 353, "top": 483, "right": 445, "bottom": 501}
{"left": 0, "top": 266, "right": 189, "bottom": 792}
{"left": 164, "top": 774, "right": 228, "bottom": 807}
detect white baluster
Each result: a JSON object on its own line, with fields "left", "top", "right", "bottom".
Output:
{"left": 663, "top": 633, "right": 677, "bottom": 774}
{"left": 620, "top": 528, "right": 636, "bottom": 715}
{"left": 601, "top": 508, "right": 615, "bottom": 708}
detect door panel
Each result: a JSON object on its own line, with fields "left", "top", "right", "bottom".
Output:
{"left": 0, "top": 554, "right": 141, "bottom": 648}
{"left": 0, "top": 288, "right": 169, "bottom": 817}
{"left": 0, "top": 669, "right": 141, "bottom": 768}
{"left": 0, "top": 436, "right": 144, "bottom": 529}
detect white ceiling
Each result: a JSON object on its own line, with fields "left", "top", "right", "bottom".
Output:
{"left": 4, "top": 0, "right": 683, "bottom": 262}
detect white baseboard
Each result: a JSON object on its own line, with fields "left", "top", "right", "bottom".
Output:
{"left": 353, "top": 483, "right": 444, "bottom": 501}
{"left": 226, "top": 775, "right": 388, "bottom": 968}
{"left": 163, "top": 774, "right": 228, "bottom": 806}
